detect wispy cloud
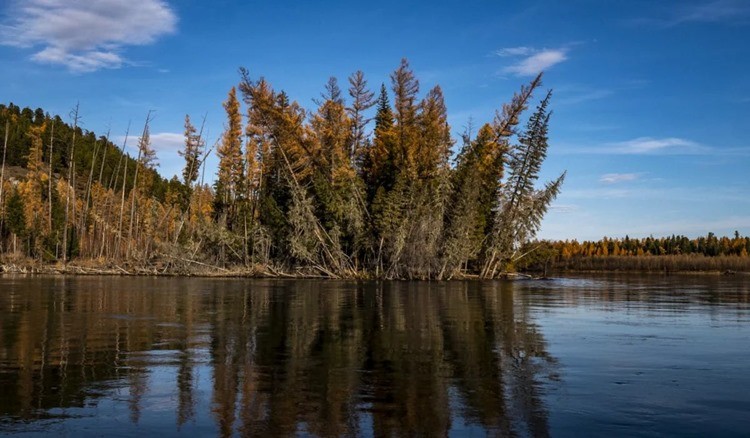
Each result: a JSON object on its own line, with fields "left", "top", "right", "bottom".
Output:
{"left": 116, "top": 131, "right": 183, "bottom": 153}
{"left": 599, "top": 173, "right": 641, "bottom": 184}
{"left": 496, "top": 46, "right": 569, "bottom": 76}
{"left": 672, "top": 0, "right": 750, "bottom": 24}
{"left": 631, "top": 0, "right": 750, "bottom": 26}
{"left": 609, "top": 137, "right": 707, "bottom": 154}
{"left": 555, "top": 138, "right": 748, "bottom": 156}
{"left": 150, "top": 132, "right": 184, "bottom": 152}
{"left": 0, "top": 0, "right": 177, "bottom": 72}
{"left": 495, "top": 46, "right": 534, "bottom": 57}
{"left": 563, "top": 185, "right": 750, "bottom": 203}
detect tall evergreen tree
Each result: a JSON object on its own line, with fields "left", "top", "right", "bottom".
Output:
{"left": 481, "top": 91, "right": 565, "bottom": 278}
{"left": 347, "top": 71, "right": 375, "bottom": 162}
{"left": 180, "top": 115, "right": 204, "bottom": 188}
{"left": 216, "top": 87, "right": 245, "bottom": 217}
{"left": 391, "top": 58, "right": 420, "bottom": 177}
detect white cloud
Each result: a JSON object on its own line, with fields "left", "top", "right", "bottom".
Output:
{"left": 563, "top": 186, "right": 749, "bottom": 203}
{"left": 495, "top": 46, "right": 534, "bottom": 57}
{"left": 672, "top": 0, "right": 750, "bottom": 24}
{"left": 599, "top": 173, "right": 640, "bottom": 184}
{"left": 501, "top": 48, "right": 569, "bottom": 77}
{"left": 630, "top": 0, "right": 750, "bottom": 27}
{"left": 553, "top": 137, "right": 732, "bottom": 156}
{"left": 32, "top": 47, "right": 124, "bottom": 71}
{"left": 149, "top": 132, "right": 184, "bottom": 152}
{"left": 609, "top": 137, "right": 707, "bottom": 154}
{"left": 115, "top": 131, "right": 183, "bottom": 154}
{"left": 1, "top": 0, "right": 177, "bottom": 72}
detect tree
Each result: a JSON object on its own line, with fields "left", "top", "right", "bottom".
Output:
{"left": 5, "top": 189, "right": 26, "bottom": 254}
{"left": 362, "top": 84, "right": 397, "bottom": 197}
{"left": 391, "top": 58, "right": 420, "bottom": 177}
{"left": 310, "top": 77, "right": 365, "bottom": 258}
{"left": 215, "top": 87, "right": 245, "bottom": 219}
{"left": 441, "top": 124, "right": 505, "bottom": 277}
{"left": 18, "top": 123, "right": 49, "bottom": 255}
{"left": 180, "top": 114, "right": 204, "bottom": 188}
{"left": 347, "top": 70, "right": 375, "bottom": 162}
{"left": 481, "top": 89, "right": 566, "bottom": 278}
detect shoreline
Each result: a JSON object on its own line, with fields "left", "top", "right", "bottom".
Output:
{"left": 1, "top": 261, "right": 746, "bottom": 279}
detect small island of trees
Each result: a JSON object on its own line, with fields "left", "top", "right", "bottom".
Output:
{"left": 0, "top": 60, "right": 565, "bottom": 279}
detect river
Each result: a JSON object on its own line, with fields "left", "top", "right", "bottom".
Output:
{"left": 0, "top": 275, "right": 748, "bottom": 436}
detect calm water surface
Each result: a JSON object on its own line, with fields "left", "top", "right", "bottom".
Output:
{"left": 0, "top": 275, "right": 749, "bottom": 437}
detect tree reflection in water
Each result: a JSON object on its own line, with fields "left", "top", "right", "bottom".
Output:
{"left": 0, "top": 277, "right": 557, "bottom": 436}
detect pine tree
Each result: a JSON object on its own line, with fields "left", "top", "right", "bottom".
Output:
{"left": 310, "top": 77, "right": 365, "bottom": 259}
{"left": 5, "top": 189, "right": 25, "bottom": 254}
{"left": 180, "top": 115, "right": 204, "bottom": 188}
{"left": 216, "top": 87, "right": 245, "bottom": 218}
{"left": 363, "top": 84, "right": 397, "bottom": 197}
{"left": 347, "top": 70, "right": 375, "bottom": 162}
{"left": 18, "top": 123, "right": 48, "bottom": 255}
{"left": 481, "top": 90, "right": 565, "bottom": 278}
{"left": 391, "top": 58, "right": 420, "bottom": 177}
{"left": 417, "top": 85, "right": 452, "bottom": 178}
{"left": 441, "top": 124, "right": 504, "bottom": 277}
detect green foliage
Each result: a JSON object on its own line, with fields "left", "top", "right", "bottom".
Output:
{"left": 481, "top": 88, "right": 565, "bottom": 278}
{"left": 5, "top": 189, "right": 26, "bottom": 238}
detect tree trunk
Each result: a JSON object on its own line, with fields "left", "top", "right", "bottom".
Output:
{"left": 48, "top": 121, "right": 55, "bottom": 235}
{"left": 62, "top": 103, "right": 80, "bottom": 264}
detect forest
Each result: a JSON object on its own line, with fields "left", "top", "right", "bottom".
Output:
{"left": 519, "top": 233, "right": 750, "bottom": 273}
{"left": 0, "top": 60, "right": 565, "bottom": 279}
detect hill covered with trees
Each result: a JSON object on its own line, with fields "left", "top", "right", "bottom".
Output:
{"left": 0, "top": 60, "right": 564, "bottom": 279}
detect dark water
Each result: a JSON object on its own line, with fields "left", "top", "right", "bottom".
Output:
{"left": 0, "top": 275, "right": 749, "bottom": 437}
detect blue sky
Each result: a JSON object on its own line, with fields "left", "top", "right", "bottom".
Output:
{"left": 1, "top": 0, "right": 748, "bottom": 240}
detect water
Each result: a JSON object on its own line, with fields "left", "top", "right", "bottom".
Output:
{"left": 0, "top": 275, "right": 748, "bottom": 437}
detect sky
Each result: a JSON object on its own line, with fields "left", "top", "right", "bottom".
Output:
{"left": 0, "top": 0, "right": 748, "bottom": 241}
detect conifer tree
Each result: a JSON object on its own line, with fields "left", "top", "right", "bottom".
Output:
{"left": 180, "top": 115, "right": 204, "bottom": 188}
{"left": 18, "top": 123, "right": 48, "bottom": 255}
{"left": 310, "top": 77, "right": 365, "bottom": 258}
{"left": 5, "top": 189, "right": 25, "bottom": 254}
{"left": 391, "top": 58, "right": 420, "bottom": 176}
{"left": 417, "top": 86, "right": 452, "bottom": 174}
{"left": 481, "top": 91, "right": 565, "bottom": 278}
{"left": 363, "top": 84, "right": 397, "bottom": 197}
{"left": 216, "top": 87, "right": 245, "bottom": 221}
{"left": 441, "top": 123, "right": 504, "bottom": 277}
{"left": 347, "top": 71, "right": 375, "bottom": 161}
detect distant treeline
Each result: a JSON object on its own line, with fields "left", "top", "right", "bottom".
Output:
{"left": 518, "top": 233, "right": 750, "bottom": 273}
{"left": 552, "top": 233, "right": 750, "bottom": 258}
{"left": 0, "top": 60, "right": 564, "bottom": 279}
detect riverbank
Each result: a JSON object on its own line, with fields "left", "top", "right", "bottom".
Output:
{"left": 545, "top": 254, "right": 750, "bottom": 275}
{"left": 2, "top": 258, "right": 746, "bottom": 279}
{"left": 0, "top": 256, "right": 295, "bottom": 278}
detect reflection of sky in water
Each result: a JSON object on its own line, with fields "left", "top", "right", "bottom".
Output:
{"left": 534, "top": 276, "right": 750, "bottom": 436}
{"left": 0, "top": 275, "right": 749, "bottom": 436}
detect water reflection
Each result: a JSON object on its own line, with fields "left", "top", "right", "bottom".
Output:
{"left": 0, "top": 278, "right": 557, "bottom": 436}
